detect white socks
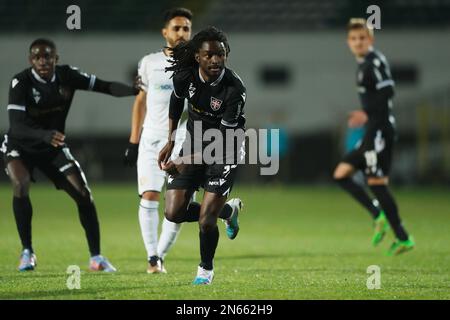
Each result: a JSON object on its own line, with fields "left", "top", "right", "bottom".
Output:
{"left": 138, "top": 199, "right": 159, "bottom": 259}
{"left": 157, "top": 218, "right": 182, "bottom": 260}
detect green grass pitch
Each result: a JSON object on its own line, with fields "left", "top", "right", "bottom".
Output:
{"left": 0, "top": 183, "right": 449, "bottom": 299}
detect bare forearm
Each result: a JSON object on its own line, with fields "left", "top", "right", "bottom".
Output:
{"left": 168, "top": 117, "right": 179, "bottom": 143}
{"left": 129, "top": 91, "right": 146, "bottom": 143}
{"left": 93, "top": 78, "right": 138, "bottom": 97}
{"left": 167, "top": 91, "right": 185, "bottom": 142}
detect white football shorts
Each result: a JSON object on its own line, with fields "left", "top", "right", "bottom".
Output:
{"left": 137, "top": 132, "right": 185, "bottom": 195}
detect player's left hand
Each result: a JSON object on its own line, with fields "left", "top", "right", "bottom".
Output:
{"left": 123, "top": 142, "right": 139, "bottom": 166}
{"left": 348, "top": 110, "right": 368, "bottom": 128}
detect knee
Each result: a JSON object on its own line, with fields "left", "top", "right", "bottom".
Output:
{"left": 333, "top": 171, "right": 342, "bottom": 180}
{"left": 74, "top": 188, "right": 93, "bottom": 206}
{"left": 333, "top": 163, "right": 353, "bottom": 181}
{"left": 333, "top": 174, "right": 347, "bottom": 183}
{"left": 142, "top": 191, "right": 160, "bottom": 201}
{"left": 333, "top": 167, "right": 345, "bottom": 180}
{"left": 11, "top": 177, "right": 30, "bottom": 198}
{"left": 165, "top": 206, "right": 185, "bottom": 224}
{"left": 199, "top": 215, "right": 217, "bottom": 233}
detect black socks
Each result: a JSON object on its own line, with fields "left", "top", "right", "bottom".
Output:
{"left": 184, "top": 202, "right": 231, "bottom": 271}
{"left": 184, "top": 202, "right": 233, "bottom": 222}
{"left": 13, "top": 196, "right": 33, "bottom": 252}
{"left": 199, "top": 225, "right": 219, "bottom": 270}
{"left": 335, "top": 177, "right": 381, "bottom": 219}
{"left": 77, "top": 203, "right": 101, "bottom": 256}
{"left": 370, "top": 185, "right": 409, "bottom": 241}
{"left": 13, "top": 197, "right": 101, "bottom": 255}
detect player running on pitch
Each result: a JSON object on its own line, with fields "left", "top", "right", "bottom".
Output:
{"left": 123, "top": 8, "right": 194, "bottom": 274}
{"left": 333, "top": 19, "right": 414, "bottom": 255}
{"left": 2, "top": 38, "right": 139, "bottom": 272}
{"left": 158, "top": 27, "right": 245, "bottom": 285}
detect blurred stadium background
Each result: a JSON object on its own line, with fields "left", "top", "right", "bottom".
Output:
{"left": 0, "top": 0, "right": 449, "bottom": 185}
{"left": 1, "top": 0, "right": 450, "bottom": 300}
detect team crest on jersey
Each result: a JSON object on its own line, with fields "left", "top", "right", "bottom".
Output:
{"left": 188, "top": 83, "right": 196, "bottom": 98}
{"left": 32, "top": 88, "right": 41, "bottom": 103}
{"left": 210, "top": 97, "right": 223, "bottom": 111}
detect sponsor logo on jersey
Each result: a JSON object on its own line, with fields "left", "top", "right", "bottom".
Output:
{"left": 210, "top": 97, "right": 223, "bottom": 111}
{"left": 32, "top": 88, "right": 41, "bottom": 103}
{"left": 208, "top": 178, "right": 227, "bottom": 186}
{"left": 12, "top": 79, "right": 19, "bottom": 88}
{"left": 154, "top": 84, "right": 173, "bottom": 91}
{"left": 188, "top": 83, "right": 196, "bottom": 98}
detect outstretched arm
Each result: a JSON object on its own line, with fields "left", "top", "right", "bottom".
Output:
{"left": 65, "top": 65, "right": 139, "bottom": 97}
{"left": 92, "top": 78, "right": 139, "bottom": 97}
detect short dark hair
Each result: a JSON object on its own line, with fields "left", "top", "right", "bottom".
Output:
{"left": 166, "top": 26, "right": 230, "bottom": 76}
{"left": 29, "top": 38, "right": 56, "bottom": 52}
{"left": 163, "top": 7, "right": 193, "bottom": 26}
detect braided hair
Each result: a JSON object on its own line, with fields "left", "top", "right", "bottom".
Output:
{"left": 166, "top": 26, "right": 230, "bottom": 76}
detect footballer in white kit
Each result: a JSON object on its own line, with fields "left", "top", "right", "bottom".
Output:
{"left": 124, "top": 8, "right": 193, "bottom": 273}
{"left": 137, "top": 51, "right": 187, "bottom": 195}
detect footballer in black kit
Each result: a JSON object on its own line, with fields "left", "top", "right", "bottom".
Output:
{"left": 333, "top": 19, "right": 414, "bottom": 256}
{"left": 343, "top": 47, "right": 396, "bottom": 177}
{"left": 166, "top": 58, "right": 246, "bottom": 196}
{"left": 1, "top": 38, "right": 138, "bottom": 272}
{"left": 158, "top": 27, "right": 245, "bottom": 285}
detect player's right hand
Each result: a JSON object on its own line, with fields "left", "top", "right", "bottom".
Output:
{"left": 123, "top": 142, "right": 139, "bottom": 166}
{"left": 158, "top": 141, "right": 175, "bottom": 170}
{"left": 43, "top": 130, "right": 65, "bottom": 147}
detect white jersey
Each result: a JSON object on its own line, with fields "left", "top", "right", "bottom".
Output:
{"left": 138, "top": 50, "right": 187, "bottom": 139}
{"left": 136, "top": 50, "right": 187, "bottom": 195}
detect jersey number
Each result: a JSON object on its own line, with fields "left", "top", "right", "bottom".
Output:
{"left": 223, "top": 165, "right": 237, "bottom": 178}
{"left": 364, "top": 150, "right": 378, "bottom": 174}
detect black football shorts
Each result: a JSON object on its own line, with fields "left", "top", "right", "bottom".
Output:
{"left": 342, "top": 125, "right": 394, "bottom": 178}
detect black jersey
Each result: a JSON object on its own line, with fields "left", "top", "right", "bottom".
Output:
{"left": 357, "top": 49, "right": 395, "bottom": 131}
{"left": 6, "top": 65, "right": 97, "bottom": 152}
{"left": 172, "top": 67, "right": 246, "bottom": 136}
